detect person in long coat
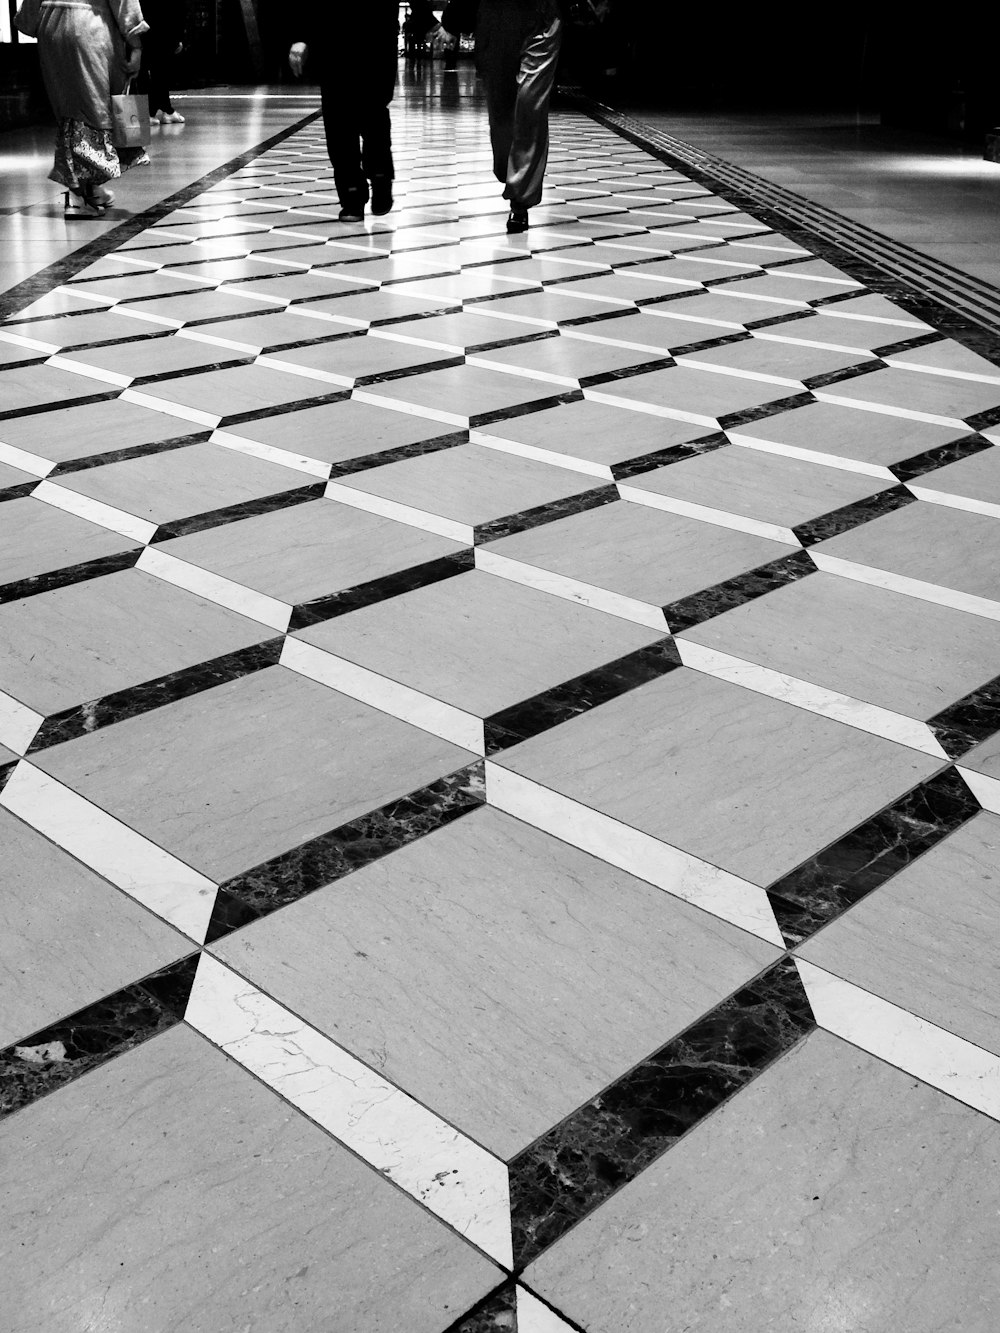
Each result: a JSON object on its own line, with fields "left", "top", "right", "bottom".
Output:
{"left": 288, "top": 2, "right": 440, "bottom": 223}
{"left": 16, "top": 0, "right": 150, "bottom": 217}
{"left": 439, "top": 0, "right": 564, "bottom": 232}
{"left": 140, "top": 0, "right": 187, "bottom": 124}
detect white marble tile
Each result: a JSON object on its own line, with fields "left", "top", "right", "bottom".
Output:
{"left": 324, "top": 479, "right": 474, "bottom": 543}
{"left": 474, "top": 547, "right": 669, "bottom": 629}
{"left": 956, "top": 766, "right": 1000, "bottom": 815}
{"left": 517, "top": 1288, "right": 576, "bottom": 1332}
{"left": 210, "top": 428, "right": 332, "bottom": 479}
{"left": 618, "top": 483, "right": 801, "bottom": 545}
{"left": 280, "top": 636, "right": 485, "bottom": 754}
{"left": 0, "top": 329, "right": 61, "bottom": 354}
{"left": 795, "top": 960, "right": 1000, "bottom": 1121}
{"left": 725, "top": 429, "right": 896, "bottom": 480}
{"left": 676, "top": 640, "right": 948, "bottom": 758}
{"left": 44, "top": 354, "right": 133, "bottom": 389}
{"left": 0, "top": 694, "right": 43, "bottom": 755}
{"left": 0, "top": 440, "right": 54, "bottom": 478}
{"left": 484, "top": 762, "right": 784, "bottom": 947}
{"left": 583, "top": 386, "right": 715, "bottom": 429}
{"left": 809, "top": 551, "right": 1000, "bottom": 623}
{"left": 186, "top": 954, "right": 513, "bottom": 1265}
{"left": 120, "top": 386, "right": 220, "bottom": 428}
{"left": 254, "top": 353, "right": 353, "bottom": 389}
{"left": 351, "top": 387, "right": 465, "bottom": 428}
{"left": 136, "top": 546, "right": 291, "bottom": 632}
{"left": 0, "top": 762, "right": 216, "bottom": 941}
{"left": 905, "top": 484, "right": 1000, "bottom": 522}
{"left": 31, "top": 478, "right": 157, "bottom": 544}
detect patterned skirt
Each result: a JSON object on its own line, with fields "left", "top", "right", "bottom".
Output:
{"left": 49, "top": 119, "right": 150, "bottom": 191}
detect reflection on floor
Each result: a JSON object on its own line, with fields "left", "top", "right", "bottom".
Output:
{"left": 1, "top": 70, "right": 1000, "bottom": 1333}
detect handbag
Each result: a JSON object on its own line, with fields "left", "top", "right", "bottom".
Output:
{"left": 110, "top": 79, "right": 151, "bottom": 149}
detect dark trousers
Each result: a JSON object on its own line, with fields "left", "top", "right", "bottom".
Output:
{"left": 141, "top": 36, "right": 175, "bottom": 115}
{"left": 320, "top": 90, "right": 393, "bottom": 205}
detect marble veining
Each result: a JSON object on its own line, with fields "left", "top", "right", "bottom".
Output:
{"left": 928, "top": 675, "right": 1000, "bottom": 760}
{"left": 767, "top": 767, "right": 980, "bottom": 946}
{"left": 791, "top": 484, "right": 915, "bottom": 546}
{"left": 508, "top": 959, "right": 814, "bottom": 1267}
{"left": 663, "top": 549, "right": 816, "bottom": 632}
{"left": 447, "top": 1284, "right": 518, "bottom": 1333}
{"left": 473, "top": 485, "right": 618, "bottom": 545}
{"left": 206, "top": 762, "right": 486, "bottom": 940}
{"left": 888, "top": 431, "right": 994, "bottom": 483}
{"left": 27, "top": 638, "right": 284, "bottom": 753}
{"left": 0, "top": 955, "right": 197, "bottom": 1118}
{"left": 0, "top": 548, "right": 141, "bottom": 605}
{"left": 289, "top": 550, "right": 474, "bottom": 630}
{"left": 149, "top": 481, "right": 325, "bottom": 542}
{"left": 484, "top": 639, "right": 680, "bottom": 753}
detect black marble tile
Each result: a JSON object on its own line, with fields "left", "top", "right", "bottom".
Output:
{"left": 0, "top": 547, "right": 142, "bottom": 605}
{"left": 802, "top": 358, "right": 888, "bottom": 391}
{"left": 610, "top": 429, "right": 730, "bottom": 480}
{"left": 474, "top": 483, "right": 618, "bottom": 544}
{"left": 326, "top": 429, "right": 469, "bottom": 479}
{"left": 289, "top": 550, "right": 474, "bottom": 630}
{"left": 220, "top": 390, "right": 350, "bottom": 427}
{"left": 0, "top": 350, "right": 48, "bottom": 371}
{"left": 27, "top": 638, "right": 284, "bottom": 753}
{"left": 964, "top": 404, "right": 1000, "bottom": 432}
{"left": 0, "top": 480, "right": 39, "bottom": 503}
{"left": 792, "top": 484, "right": 915, "bottom": 546}
{"left": 716, "top": 391, "right": 816, "bottom": 430}
{"left": 443, "top": 1284, "right": 519, "bottom": 1333}
{"left": 744, "top": 309, "right": 818, "bottom": 332}
{"left": 149, "top": 481, "right": 326, "bottom": 542}
{"left": 768, "top": 767, "right": 980, "bottom": 947}
{"left": 0, "top": 759, "right": 15, "bottom": 795}
{"left": 888, "top": 431, "right": 994, "bottom": 482}
{"left": 205, "top": 761, "right": 486, "bottom": 941}
{"left": 357, "top": 354, "right": 465, "bottom": 386}
{"left": 665, "top": 333, "right": 754, "bottom": 361}
{"left": 579, "top": 355, "right": 676, "bottom": 388}
{"left": 872, "top": 332, "right": 946, "bottom": 358}
{"left": 663, "top": 549, "right": 816, "bottom": 632}
{"left": 48, "top": 431, "right": 210, "bottom": 476}
{"left": 809, "top": 289, "right": 872, "bottom": 310}
{"left": 927, "top": 675, "right": 1000, "bottom": 759}
{"left": 471, "top": 389, "right": 584, "bottom": 431}
{"left": 0, "top": 955, "right": 199, "bottom": 1118}
{"left": 485, "top": 638, "right": 680, "bottom": 754}
{"left": 0, "top": 388, "right": 122, "bottom": 424}
{"left": 508, "top": 958, "right": 814, "bottom": 1268}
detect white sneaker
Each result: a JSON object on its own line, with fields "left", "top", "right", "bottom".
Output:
{"left": 161, "top": 110, "right": 185, "bottom": 124}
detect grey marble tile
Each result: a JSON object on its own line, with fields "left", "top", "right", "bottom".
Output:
{"left": 527, "top": 1029, "right": 1000, "bottom": 1333}
{"left": 0, "top": 363, "right": 117, "bottom": 416}
{"left": 682, "top": 570, "right": 1000, "bottom": 717}
{"left": 814, "top": 502, "right": 1000, "bottom": 602}
{"left": 0, "top": 1026, "right": 499, "bottom": 1333}
{"left": 0, "top": 810, "right": 187, "bottom": 1048}
{"left": 215, "top": 806, "right": 778, "bottom": 1157}
{"left": 799, "top": 811, "right": 1000, "bottom": 1055}
{"left": 0, "top": 568, "right": 272, "bottom": 717}
{"left": 50, "top": 441, "right": 310, "bottom": 525}
{"left": 33, "top": 665, "right": 471, "bottom": 882}
{"left": 0, "top": 497, "right": 139, "bottom": 586}
{"left": 60, "top": 335, "right": 251, "bottom": 382}
{"left": 496, "top": 668, "right": 939, "bottom": 885}
{"left": 158, "top": 498, "right": 466, "bottom": 606}
{"left": 483, "top": 498, "right": 797, "bottom": 606}
{"left": 0, "top": 397, "right": 205, "bottom": 465}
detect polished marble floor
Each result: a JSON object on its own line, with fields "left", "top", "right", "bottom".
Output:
{"left": 1, "top": 68, "right": 1000, "bottom": 1333}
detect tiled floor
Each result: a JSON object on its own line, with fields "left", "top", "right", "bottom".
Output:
{"left": 2, "top": 70, "right": 1000, "bottom": 1333}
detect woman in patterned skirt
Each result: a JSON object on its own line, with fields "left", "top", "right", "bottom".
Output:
{"left": 16, "top": 0, "right": 151, "bottom": 218}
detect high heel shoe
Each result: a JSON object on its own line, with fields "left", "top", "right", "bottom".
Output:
{"left": 63, "top": 190, "right": 103, "bottom": 219}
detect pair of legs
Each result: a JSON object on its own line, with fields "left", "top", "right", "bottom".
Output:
{"left": 480, "top": 9, "right": 562, "bottom": 221}
{"left": 143, "top": 42, "right": 179, "bottom": 120}
{"left": 320, "top": 89, "right": 394, "bottom": 217}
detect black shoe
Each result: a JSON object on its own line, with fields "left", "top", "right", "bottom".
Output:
{"left": 506, "top": 207, "right": 529, "bottom": 234}
{"left": 338, "top": 192, "right": 366, "bottom": 223}
{"left": 370, "top": 176, "right": 393, "bottom": 216}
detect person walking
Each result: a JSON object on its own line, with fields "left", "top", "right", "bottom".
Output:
{"left": 16, "top": 0, "right": 150, "bottom": 218}
{"left": 141, "top": 0, "right": 187, "bottom": 125}
{"left": 437, "top": 0, "right": 564, "bottom": 233}
{"left": 288, "top": 1, "right": 439, "bottom": 223}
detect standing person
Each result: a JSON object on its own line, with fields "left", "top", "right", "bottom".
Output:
{"left": 16, "top": 0, "right": 150, "bottom": 218}
{"left": 288, "top": 1, "right": 439, "bottom": 224}
{"left": 438, "top": 0, "right": 563, "bottom": 233}
{"left": 141, "top": 0, "right": 187, "bottom": 125}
